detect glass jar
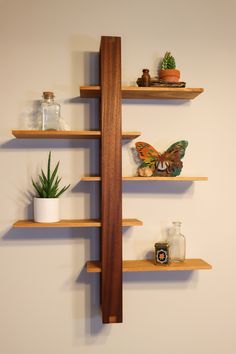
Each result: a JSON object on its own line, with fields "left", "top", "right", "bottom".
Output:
{"left": 169, "top": 221, "right": 186, "bottom": 262}
{"left": 41, "top": 91, "right": 60, "bottom": 130}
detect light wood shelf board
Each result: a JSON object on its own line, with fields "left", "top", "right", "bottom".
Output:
{"left": 122, "top": 87, "right": 204, "bottom": 99}
{"left": 122, "top": 218, "right": 143, "bottom": 226}
{"left": 81, "top": 176, "right": 102, "bottom": 181}
{"left": 122, "top": 132, "right": 141, "bottom": 139}
{"left": 12, "top": 130, "right": 101, "bottom": 139}
{"left": 87, "top": 259, "right": 212, "bottom": 273}
{"left": 81, "top": 176, "right": 208, "bottom": 181}
{"left": 12, "top": 130, "right": 141, "bottom": 140}
{"left": 80, "top": 86, "right": 204, "bottom": 100}
{"left": 13, "top": 218, "right": 143, "bottom": 228}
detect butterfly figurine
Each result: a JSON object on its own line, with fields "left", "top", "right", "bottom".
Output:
{"left": 135, "top": 140, "right": 188, "bottom": 177}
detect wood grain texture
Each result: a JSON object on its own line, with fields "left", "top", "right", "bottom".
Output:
{"left": 81, "top": 176, "right": 208, "bottom": 181}
{"left": 12, "top": 130, "right": 101, "bottom": 139}
{"left": 13, "top": 218, "right": 142, "bottom": 228}
{"left": 80, "top": 86, "right": 204, "bottom": 99}
{"left": 12, "top": 130, "right": 140, "bottom": 140}
{"left": 100, "top": 36, "right": 122, "bottom": 323}
{"left": 121, "top": 132, "right": 141, "bottom": 139}
{"left": 87, "top": 259, "right": 212, "bottom": 273}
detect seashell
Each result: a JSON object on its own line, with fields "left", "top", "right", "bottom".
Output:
{"left": 138, "top": 166, "right": 154, "bottom": 177}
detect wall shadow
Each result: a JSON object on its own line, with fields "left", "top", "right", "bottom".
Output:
{"left": 123, "top": 269, "right": 195, "bottom": 284}
{"left": 2, "top": 227, "right": 98, "bottom": 243}
{"left": 70, "top": 48, "right": 103, "bottom": 337}
{"left": 123, "top": 181, "right": 193, "bottom": 194}
{"left": 1, "top": 137, "right": 97, "bottom": 150}
{"left": 122, "top": 99, "right": 191, "bottom": 106}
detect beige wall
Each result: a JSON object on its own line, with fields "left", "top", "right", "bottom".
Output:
{"left": 0, "top": 0, "right": 235, "bottom": 353}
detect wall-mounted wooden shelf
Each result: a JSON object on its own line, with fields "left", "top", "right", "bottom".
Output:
{"left": 81, "top": 176, "right": 208, "bottom": 181}
{"left": 12, "top": 130, "right": 141, "bottom": 140}
{"left": 80, "top": 86, "right": 204, "bottom": 100}
{"left": 13, "top": 218, "right": 143, "bottom": 228}
{"left": 87, "top": 259, "right": 212, "bottom": 273}
{"left": 12, "top": 36, "right": 210, "bottom": 325}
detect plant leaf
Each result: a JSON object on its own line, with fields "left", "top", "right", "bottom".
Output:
{"left": 42, "top": 189, "right": 47, "bottom": 198}
{"left": 41, "top": 169, "right": 47, "bottom": 183}
{"left": 55, "top": 184, "right": 70, "bottom": 198}
{"left": 49, "top": 161, "right": 60, "bottom": 189}
{"left": 32, "top": 179, "right": 43, "bottom": 197}
{"left": 47, "top": 151, "right": 51, "bottom": 182}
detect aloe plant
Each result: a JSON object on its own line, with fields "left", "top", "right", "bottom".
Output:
{"left": 32, "top": 152, "right": 70, "bottom": 198}
{"left": 161, "top": 51, "right": 176, "bottom": 70}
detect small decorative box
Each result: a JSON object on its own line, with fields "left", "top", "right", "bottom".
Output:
{"left": 154, "top": 242, "right": 169, "bottom": 265}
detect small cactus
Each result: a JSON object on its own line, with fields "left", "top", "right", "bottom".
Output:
{"left": 161, "top": 52, "right": 176, "bottom": 70}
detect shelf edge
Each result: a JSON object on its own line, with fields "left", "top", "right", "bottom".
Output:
{"left": 12, "top": 130, "right": 141, "bottom": 140}
{"left": 13, "top": 218, "right": 143, "bottom": 228}
{"left": 81, "top": 176, "right": 208, "bottom": 181}
{"left": 86, "top": 259, "right": 212, "bottom": 273}
{"left": 80, "top": 86, "right": 204, "bottom": 99}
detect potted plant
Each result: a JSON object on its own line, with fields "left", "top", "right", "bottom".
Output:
{"left": 159, "top": 51, "right": 180, "bottom": 82}
{"left": 32, "top": 152, "right": 70, "bottom": 223}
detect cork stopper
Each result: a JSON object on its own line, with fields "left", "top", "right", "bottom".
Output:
{"left": 43, "top": 91, "right": 54, "bottom": 99}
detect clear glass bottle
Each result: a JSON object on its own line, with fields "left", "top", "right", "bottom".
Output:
{"left": 169, "top": 221, "right": 186, "bottom": 262}
{"left": 41, "top": 91, "right": 60, "bottom": 130}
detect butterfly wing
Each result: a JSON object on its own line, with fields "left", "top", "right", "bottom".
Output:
{"left": 166, "top": 140, "right": 188, "bottom": 159}
{"left": 135, "top": 142, "right": 160, "bottom": 163}
{"left": 156, "top": 140, "right": 188, "bottom": 177}
{"left": 135, "top": 142, "right": 160, "bottom": 176}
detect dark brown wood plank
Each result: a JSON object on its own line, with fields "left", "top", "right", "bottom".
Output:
{"left": 100, "top": 36, "right": 122, "bottom": 323}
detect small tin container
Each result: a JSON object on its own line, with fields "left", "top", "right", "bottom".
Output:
{"left": 154, "top": 242, "right": 169, "bottom": 265}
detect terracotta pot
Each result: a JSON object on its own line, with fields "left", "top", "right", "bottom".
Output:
{"left": 159, "top": 69, "right": 180, "bottom": 82}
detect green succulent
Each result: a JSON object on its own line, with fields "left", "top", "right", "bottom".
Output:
{"left": 32, "top": 152, "right": 70, "bottom": 198}
{"left": 161, "top": 51, "right": 176, "bottom": 70}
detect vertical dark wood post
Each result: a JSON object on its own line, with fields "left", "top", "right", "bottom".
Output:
{"left": 100, "top": 36, "right": 122, "bottom": 323}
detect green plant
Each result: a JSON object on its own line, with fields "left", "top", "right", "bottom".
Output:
{"left": 32, "top": 152, "right": 70, "bottom": 198}
{"left": 161, "top": 51, "right": 176, "bottom": 70}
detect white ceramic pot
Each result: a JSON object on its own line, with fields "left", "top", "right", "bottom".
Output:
{"left": 34, "top": 198, "right": 60, "bottom": 223}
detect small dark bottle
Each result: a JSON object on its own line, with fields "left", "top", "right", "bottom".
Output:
{"left": 154, "top": 242, "right": 169, "bottom": 265}
{"left": 141, "top": 69, "right": 151, "bottom": 87}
